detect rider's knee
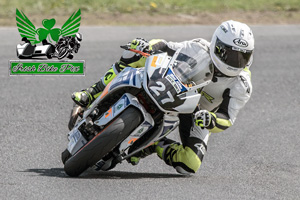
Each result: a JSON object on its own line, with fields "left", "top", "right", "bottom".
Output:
{"left": 164, "top": 144, "right": 202, "bottom": 174}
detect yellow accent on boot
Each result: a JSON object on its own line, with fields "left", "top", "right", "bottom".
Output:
{"left": 156, "top": 146, "right": 164, "bottom": 159}
{"left": 154, "top": 141, "right": 164, "bottom": 159}
{"left": 73, "top": 91, "right": 92, "bottom": 107}
{"left": 73, "top": 92, "right": 82, "bottom": 102}
{"left": 130, "top": 157, "right": 140, "bottom": 165}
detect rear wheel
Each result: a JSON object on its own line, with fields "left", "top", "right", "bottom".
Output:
{"left": 63, "top": 107, "right": 143, "bottom": 177}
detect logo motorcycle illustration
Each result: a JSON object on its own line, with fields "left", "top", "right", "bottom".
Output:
{"left": 9, "top": 9, "right": 85, "bottom": 76}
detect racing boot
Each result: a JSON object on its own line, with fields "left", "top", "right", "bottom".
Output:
{"left": 71, "top": 62, "right": 123, "bottom": 107}
{"left": 98, "top": 143, "right": 158, "bottom": 171}
{"left": 71, "top": 90, "right": 94, "bottom": 107}
{"left": 127, "top": 144, "right": 157, "bottom": 165}
{"left": 71, "top": 76, "right": 108, "bottom": 108}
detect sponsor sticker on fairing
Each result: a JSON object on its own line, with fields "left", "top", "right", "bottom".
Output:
{"left": 166, "top": 74, "right": 182, "bottom": 94}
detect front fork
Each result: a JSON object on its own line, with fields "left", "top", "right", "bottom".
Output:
{"left": 68, "top": 103, "right": 84, "bottom": 131}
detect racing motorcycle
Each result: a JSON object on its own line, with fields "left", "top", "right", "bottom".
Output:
{"left": 62, "top": 46, "right": 213, "bottom": 177}
{"left": 52, "top": 37, "right": 79, "bottom": 60}
{"left": 53, "top": 42, "right": 74, "bottom": 60}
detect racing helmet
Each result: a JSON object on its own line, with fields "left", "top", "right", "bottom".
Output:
{"left": 210, "top": 20, "right": 254, "bottom": 77}
{"left": 75, "top": 33, "right": 82, "bottom": 43}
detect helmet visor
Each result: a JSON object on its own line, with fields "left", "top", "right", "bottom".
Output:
{"left": 215, "top": 37, "right": 253, "bottom": 68}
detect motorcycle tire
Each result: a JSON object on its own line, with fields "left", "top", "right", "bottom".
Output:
{"left": 63, "top": 106, "right": 143, "bottom": 177}
{"left": 61, "top": 149, "right": 71, "bottom": 165}
{"left": 57, "top": 48, "right": 68, "bottom": 60}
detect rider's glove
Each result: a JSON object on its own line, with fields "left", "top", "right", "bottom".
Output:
{"left": 130, "top": 38, "right": 149, "bottom": 52}
{"left": 194, "top": 110, "right": 215, "bottom": 129}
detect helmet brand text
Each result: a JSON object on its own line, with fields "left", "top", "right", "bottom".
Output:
{"left": 233, "top": 38, "right": 248, "bottom": 47}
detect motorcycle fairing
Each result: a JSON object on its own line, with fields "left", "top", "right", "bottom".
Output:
{"left": 83, "top": 67, "right": 143, "bottom": 119}
{"left": 94, "top": 93, "right": 156, "bottom": 154}
{"left": 160, "top": 118, "right": 179, "bottom": 138}
{"left": 93, "top": 94, "right": 131, "bottom": 127}
{"left": 120, "top": 114, "right": 179, "bottom": 160}
{"left": 147, "top": 67, "right": 187, "bottom": 112}
{"left": 67, "top": 120, "right": 88, "bottom": 155}
{"left": 144, "top": 52, "right": 202, "bottom": 114}
{"left": 93, "top": 93, "right": 154, "bottom": 130}
{"left": 108, "top": 67, "right": 142, "bottom": 90}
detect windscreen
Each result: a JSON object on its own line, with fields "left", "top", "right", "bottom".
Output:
{"left": 172, "top": 50, "right": 213, "bottom": 86}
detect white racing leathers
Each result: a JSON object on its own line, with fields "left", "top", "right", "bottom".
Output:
{"left": 158, "top": 38, "right": 252, "bottom": 131}
{"left": 150, "top": 38, "right": 252, "bottom": 174}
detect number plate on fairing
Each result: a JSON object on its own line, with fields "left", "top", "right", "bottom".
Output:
{"left": 147, "top": 68, "right": 187, "bottom": 111}
{"left": 67, "top": 129, "right": 87, "bottom": 155}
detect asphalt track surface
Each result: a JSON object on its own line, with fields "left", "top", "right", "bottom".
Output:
{"left": 1, "top": 25, "right": 300, "bottom": 200}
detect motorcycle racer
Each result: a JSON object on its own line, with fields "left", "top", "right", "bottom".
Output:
{"left": 71, "top": 20, "right": 254, "bottom": 175}
{"left": 56, "top": 33, "right": 82, "bottom": 59}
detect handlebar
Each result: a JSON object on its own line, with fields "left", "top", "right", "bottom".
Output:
{"left": 120, "top": 45, "right": 151, "bottom": 57}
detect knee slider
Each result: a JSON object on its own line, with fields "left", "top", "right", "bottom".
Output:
{"left": 175, "top": 166, "right": 193, "bottom": 176}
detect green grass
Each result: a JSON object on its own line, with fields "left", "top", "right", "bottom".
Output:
{"left": 1, "top": 0, "right": 299, "bottom": 26}
{"left": 1, "top": 0, "right": 300, "bottom": 17}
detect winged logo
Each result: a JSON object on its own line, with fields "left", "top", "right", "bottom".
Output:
{"left": 16, "top": 8, "right": 81, "bottom": 44}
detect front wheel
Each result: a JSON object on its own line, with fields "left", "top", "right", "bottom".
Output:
{"left": 63, "top": 107, "right": 143, "bottom": 177}
{"left": 61, "top": 149, "right": 71, "bottom": 164}
{"left": 57, "top": 47, "right": 68, "bottom": 60}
